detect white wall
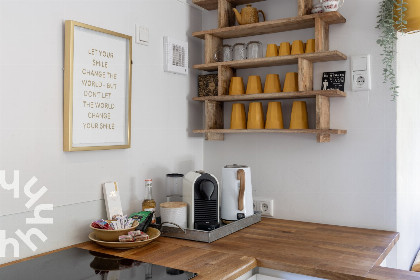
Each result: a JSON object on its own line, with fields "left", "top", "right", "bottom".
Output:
{"left": 0, "top": 0, "right": 203, "bottom": 264}
{"left": 202, "top": 0, "right": 397, "bottom": 246}
{"left": 396, "top": 32, "right": 420, "bottom": 270}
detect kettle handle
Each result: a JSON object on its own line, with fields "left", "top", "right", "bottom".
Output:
{"left": 258, "top": 10, "right": 266, "bottom": 22}
{"left": 237, "top": 169, "right": 245, "bottom": 211}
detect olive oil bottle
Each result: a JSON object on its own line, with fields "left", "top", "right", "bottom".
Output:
{"left": 142, "top": 179, "right": 156, "bottom": 224}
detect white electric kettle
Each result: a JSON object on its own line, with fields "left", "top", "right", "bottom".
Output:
{"left": 221, "top": 164, "right": 254, "bottom": 222}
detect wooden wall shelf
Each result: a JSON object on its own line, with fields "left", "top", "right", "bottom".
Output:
{"left": 193, "top": 129, "right": 347, "bottom": 135}
{"left": 193, "top": 0, "right": 265, "bottom": 10}
{"left": 194, "top": 90, "right": 346, "bottom": 102}
{"left": 193, "top": 12, "right": 346, "bottom": 39}
{"left": 194, "top": 51, "right": 347, "bottom": 71}
{"left": 193, "top": 0, "right": 347, "bottom": 143}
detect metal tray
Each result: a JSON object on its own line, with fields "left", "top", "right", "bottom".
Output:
{"left": 160, "top": 212, "right": 261, "bottom": 243}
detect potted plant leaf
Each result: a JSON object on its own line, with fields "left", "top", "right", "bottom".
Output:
{"left": 377, "top": 0, "right": 420, "bottom": 100}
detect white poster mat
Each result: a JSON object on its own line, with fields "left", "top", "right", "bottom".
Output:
{"left": 72, "top": 26, "right": 129, "bottom": 147}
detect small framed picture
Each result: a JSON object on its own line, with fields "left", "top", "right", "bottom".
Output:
{"left": 63, "top": 20, "right": 132, "bottom": 151}
{"left": 321, "top": 71, "right": 346, "bottom": 91}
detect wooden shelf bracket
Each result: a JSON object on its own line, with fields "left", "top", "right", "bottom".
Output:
{"left": 316, "top": 95, "right": 331, "bottom": 143}
{"left": 315, "top": 18, "right": 329, "bottom": 52}
{"left": 205, "top": 100, "right": 224, "bottom": 140}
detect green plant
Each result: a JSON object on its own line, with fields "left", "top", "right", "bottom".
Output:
{"left": 376, "top": 0, "right": 407, "bottom": 100}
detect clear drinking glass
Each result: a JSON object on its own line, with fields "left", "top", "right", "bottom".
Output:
{"left": 246, "top": 41, "right": 263, "bottom": 59}
{"left": 232, "top": 43, "right": 247, "bottom": 61}
{"left": 214, "top": 44, "right": 232, "bottom": 62}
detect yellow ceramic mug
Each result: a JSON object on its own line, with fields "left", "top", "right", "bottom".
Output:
{"left": 279, "top": 42, "right": 291, "bottom": 56}
{"left": 265, "top": 102, "right": 284, "bottom": 129}
{"left": 289, "top": 101, "right": 308, "bottom": 129}
{"left": 246, "top": 75, "right": 263, "bottom": 94}
{"left": 247, "top": 102, "right": 264, "bottom": 129}
{"left": 291, "top": 40, "right": 305, "bottom": 55}
{"left": 305, "top": 39, "right": 315, "bottom": 54}
{"left": 264, "top": 74, "right": 281, "bottom": 93}
{"left": 230, "top": 103, "right": 247, "bottom": 129}
{"left": 229, "top": 77, "right": 245, "bottom": 95}
{"left": 266, "top": 44, "right": 279, "bottom": 57}
{"left": 283, "top": 72, "right": 299, "bottom": 92}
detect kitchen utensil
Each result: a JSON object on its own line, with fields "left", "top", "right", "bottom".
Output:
{"left": 233, "top": 4, "right": 266, "bottom": 25}
{"left": 246, "top": 75, "right": 263, "bottom": 94}
{"left": 247, "top": 102, "right": 264, "bottom": 129}
{"left": 90, "top": 220, "right": 139, "bottom": 242}
{"left": 246, "top": 41, "right": 263, "bottom": 59}
{"left": 230, "top": 103, "right": 247, "bottom": 129}
{"left": 166, "top": 173, "right": 184, "bottom": 202}
{"left": 221, "top": 164, "right": 254, "bottom": 222}
{"left": 160, "top": 202, "right": 187, "bottom": 229}
{"left": 289, "top": 101, "right": 309, "bottom": 129}
{"left": 279, "top": 42, "right": 291, "bottom": 56}
{"left": 214, "top": 44, "right": 232, "bottom": 62}
{"left": 88, "top": 227, "right": 160, "bottom": 249}
{"left": 265, "top": 102, "right": 284, "bottom": 129}
{"left": 283, "top": 72, "right": 299, "bottom": 92}
{"left": 291, "top": 40, "right": 305, "bottom": 55}
{"left": 305, "top": 39, "right": 316, "bottom": 53}
{"left": 229, "top": 77, "right": 245, "bottom": 95}
{"left": 266, "top": 44, "right": 278, "bottom": 57}
{"left": 264, "top": 74, "right": 281, "bottom": 93}
{"left": 320, "top": 0, "right": 344, "bottom": 12}
{"left": 182, "top": 171, "right": 220, "bottom": 230}
{"left": 311, "top": 3, "right": 323, "bottom": 13}
{"left": 232, "top": 43, "right": 247, "bottom": 60}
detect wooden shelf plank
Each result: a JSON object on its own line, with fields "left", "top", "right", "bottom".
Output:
{"left": 193, "top": 89, "right": 346, "bottom": 102}
{"left": 193, "top": 12, "right": 346, "bottom": 39}
{"left": 194, "top": 51, "right": 347, "bottom": 71}
{"left": 193, "top": 0, "right": 265, "bottom": 10}
{"left": 193, "top": 129, "right": 347, "bottom": 135}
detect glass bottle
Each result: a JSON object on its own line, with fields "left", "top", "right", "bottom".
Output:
{"left": 142, "top": 179, "right": 156, "bottom": 224}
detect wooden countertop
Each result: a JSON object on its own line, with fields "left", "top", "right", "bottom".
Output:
{"left": 3, "top": 218, "right": 420, "bottom": 280}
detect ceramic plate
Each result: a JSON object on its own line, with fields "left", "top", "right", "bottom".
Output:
{"left": 89, "top": 227, "right": 160, "bottom": 249}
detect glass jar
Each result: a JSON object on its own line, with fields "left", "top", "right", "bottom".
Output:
{"left": 166, "top": 173, "right": 184, "bottom": 202}
{"left": 246, "top": 41, "right": 263, "bottom": 59}
{"left": 232, "top": 43, "right": 247, "bottom": 61}
{"left": 214, "top": 44, "right": 232, "bottom": 62}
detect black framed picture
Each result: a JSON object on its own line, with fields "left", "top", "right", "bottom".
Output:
{"left": 321, "top": 71, "right": 346, "bottom": 91}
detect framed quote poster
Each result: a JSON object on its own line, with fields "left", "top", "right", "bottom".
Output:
{"left": 64, "top": 20, "right": 132, "bottom": 151}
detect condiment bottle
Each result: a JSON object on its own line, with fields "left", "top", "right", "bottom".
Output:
{"left": 142, "top": 179, "right": 156, "bottom": 224}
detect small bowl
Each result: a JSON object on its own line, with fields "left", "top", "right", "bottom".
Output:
{"left": 90, "top": 220, "right": 139, "bottom": 242}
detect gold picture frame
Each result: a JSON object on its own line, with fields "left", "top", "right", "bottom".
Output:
{"left": 64, "top": 20, "right": 132, "bottom": 151}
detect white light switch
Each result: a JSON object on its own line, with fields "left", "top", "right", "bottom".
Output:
{"left": 135, "top": 25, "right": 149, "bottom": 45}
{"left": 351, "top": 55, "right": 371, "bottom": 92}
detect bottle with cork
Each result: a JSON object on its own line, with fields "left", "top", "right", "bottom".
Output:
{"left": 142, "top": 179, "right": 156, "bottom": 224}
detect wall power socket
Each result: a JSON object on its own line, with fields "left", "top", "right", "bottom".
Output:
{"left": 253, "top": 198, "right": 274, "bottom": 217}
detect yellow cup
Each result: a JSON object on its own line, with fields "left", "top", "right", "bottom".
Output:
{"left": 289, "top": 101, "right": 309, "bottom": 129}
{"left": 265, "top": 102, "right": 284, "bottom": 129}
{"left": 229, "top": 77, "right": 245, "bottom": 95}
{"left": 291, "top": 40, "right": 305, "bottom": 55}
{"left": 279, "top": 42, "right": 291, "bottom": 56}
{"left": 264, "top": 74, "right": 281, "bottom": 93}
{"left": 230, "top": 103, "right": 247, "bottom": 129}
{"left": 283, "top": 72, "right": 299, "bottom": 92}
{"left": 305, "top": 39, "right": 315, "bottom": 54}
{"left": 266, "top": 44, "right": 279, "bottom": 57}
{"left": 246, "top": 75, "right": 263, "bottom": 94}
{"left": 247, "top": 102, "right": 264, "bottom": 129}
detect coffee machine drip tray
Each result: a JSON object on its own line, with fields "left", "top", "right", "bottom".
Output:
{"left": 0, "top": 248, "right": 196, "bottom": 280}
